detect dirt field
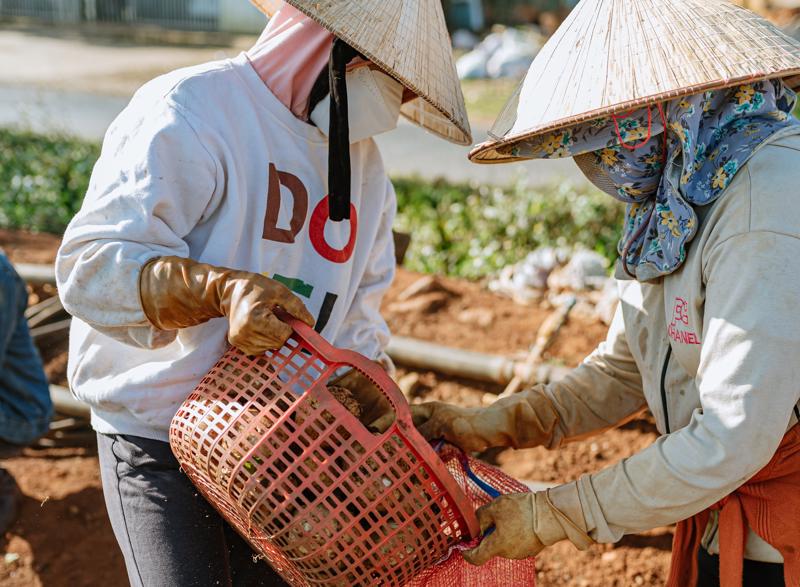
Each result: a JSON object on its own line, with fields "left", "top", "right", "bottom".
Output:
{"left": 0, "top": 229, "right": 671, "bottom": 586}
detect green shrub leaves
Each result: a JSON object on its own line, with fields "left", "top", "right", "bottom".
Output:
{"left": 0, "top": 130, "right": 624, "bottom": 279}
{"left": 0, "top": 129, "right": 99, "bottom": 233}
{"left": 393, "top": 177, "right": 623, "bottom": 278}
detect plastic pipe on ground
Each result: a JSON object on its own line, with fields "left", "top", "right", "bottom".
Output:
{"left": 30, "top": 318, "right": 72, "bottom": 341}
{"left": 15, "top": 263, "right": 57, "bottom": 285}
{"left": 385, "top": 336, "right": 570, "bottom": 387}
{"left": 50, "top": 384, "right": 90, "bottom": 419}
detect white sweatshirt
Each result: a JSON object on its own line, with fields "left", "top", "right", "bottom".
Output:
{"left": 545, "top": 131, "right": 800, "bottom": 563}
{"left": 56, "top": 53, "right": 396, "bottom": 442}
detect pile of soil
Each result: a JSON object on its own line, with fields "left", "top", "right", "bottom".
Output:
{"left": 0, "top": 230, "right": 61, "bottom": 265}
{"left": 0, "top": 229, "right": 670, "bottom": 586}
{"left": 383, "top": 270, "right": 608, "bottom": 363}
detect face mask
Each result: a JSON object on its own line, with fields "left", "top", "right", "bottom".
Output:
{"left": 573, "top": 152, "right": 619, "bottom": 197}
{"left": 310, "top": 67, "right": 404, "bottom": 143}
{"left": 573, "top": 105, "right": 669, "bottom": 202}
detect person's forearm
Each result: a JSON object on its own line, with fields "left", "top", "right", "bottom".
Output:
{"left": 551, "top": 407, "right": 788, "bottom": 544}
{"left": 58, "top": 239, "right": 166, "bottom": 328}
{"left": 543, "top": 307, "right": 646, "bottom": 448}
{"left": 57, "top": 237, "right": 178, "bottom": 348}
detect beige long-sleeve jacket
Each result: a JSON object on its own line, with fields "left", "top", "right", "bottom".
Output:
{"left": 546, "top": 131, "right": 800, "bottom": 563}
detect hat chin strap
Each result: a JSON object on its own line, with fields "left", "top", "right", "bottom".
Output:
{"left": 327, "top": 38, "right": 360, "bottom": 222}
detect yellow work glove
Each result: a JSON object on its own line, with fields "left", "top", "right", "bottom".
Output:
{"left": 139, "top": 256, "right": 314, "bottom": 356}
{"left": 403, "top": 387, "right": 561, "bottom": 452}
{"left": 463, "top": 490, "right": 594, "bottom": 566}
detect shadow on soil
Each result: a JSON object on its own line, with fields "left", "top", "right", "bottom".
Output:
{"left": 620, "top": 414, "right": 660, "bottom": 435}
{"left": 618, "top": 529, "right": 675, "bottom": 552}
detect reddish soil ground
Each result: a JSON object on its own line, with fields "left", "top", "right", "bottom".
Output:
{"left": 0, "top": 230, "right": 61, "bottom": 265}
{"left": 1, "top": 447, "right": 124, "bottom": 587}
{"left": 384, "top": 269, "right": 609, "bottom": 362}
{"left": 0, "top": 230, "right": 671, "bottom": 586}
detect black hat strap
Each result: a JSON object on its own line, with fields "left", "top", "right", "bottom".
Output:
{"left": 327, "top": 38, "right": 360, "bottom": 222}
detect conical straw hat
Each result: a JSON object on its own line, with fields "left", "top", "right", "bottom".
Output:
{"left": 469, "top": 0, "right": 800, "bottom": 163}
{"left": 251, "top": 0, "right": 472, "bottom": 145}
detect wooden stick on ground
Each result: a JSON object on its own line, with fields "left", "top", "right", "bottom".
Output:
{"left": 27, "top": 296, "right": 66, "bottom": 328}
{"left": 25, "top": 294, "right": 62, "bottom": 320}
{"left": 497, "top": 295, "right": 576, "bottom": 399}
{"left": 30, "top": 318, "right": 72, "bottom": 341}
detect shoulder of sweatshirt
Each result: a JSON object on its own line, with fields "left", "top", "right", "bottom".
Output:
{"left": 746, "top": 132, "right": 800, "bottom": 237}
{"left": 132, "top": 58, "right": 243, "bottom": 122}
{"left": 699, "top": 131, "right": 800, "bottom": 255}
{"left": 110, "top": 55, "right": 390, "bottom": 185}
{"left": 136, "top": 56, "right": 237, "bottom": 105}
{"left": 96, "top": 58, "right": 238, "bottom": 154}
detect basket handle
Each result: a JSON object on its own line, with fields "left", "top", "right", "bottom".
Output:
{"left": 278, "top": 313, "right": 413, "bottom": 427}
{"left": 277, "top": 311, "right": 481, "bottom": 539}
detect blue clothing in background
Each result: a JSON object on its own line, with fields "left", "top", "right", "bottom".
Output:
{"left": 0, "top": 253, "right": 52, "bottom": 445}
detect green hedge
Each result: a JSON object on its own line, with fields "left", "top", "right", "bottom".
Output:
{"left": 0, "top": 129, "right": 99, "bottom": 234}
{"left": 393, "top": 177, "right": 623, "bottom": 278}
{"left": 0, "top": 129, "right": 624, "bottom": 278}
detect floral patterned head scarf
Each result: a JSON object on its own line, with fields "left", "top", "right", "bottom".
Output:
{"left": 507, "top": 80, "right": 800, "bottom": 281}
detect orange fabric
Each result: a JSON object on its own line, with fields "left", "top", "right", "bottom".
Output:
{"left": 667, "top": 425, "right": 800, "bottom": 587}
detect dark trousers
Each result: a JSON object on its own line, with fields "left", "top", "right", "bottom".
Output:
{"left": 0, "top": 253, "right": 52, "bottom": 446}
{"left": 697, "top": 547, "right": 785, "bottom": 587}
{"left": 97, "top": 433, "right": 289, "bottom": 587}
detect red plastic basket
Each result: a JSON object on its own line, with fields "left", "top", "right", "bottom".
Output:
{"left": 169, "top": 317, "right": 480, "bottom": 586}
{"left": 407, "top": 444, "right": 538, "bottom": 586}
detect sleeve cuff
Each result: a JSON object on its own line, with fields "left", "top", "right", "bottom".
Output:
{"left": 547, "top": 480, "right": 590, "bottom": 534}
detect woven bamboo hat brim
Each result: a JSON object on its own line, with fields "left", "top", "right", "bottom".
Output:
{"left": 251, "top": 0, "right": 472, "bottom": 145}
{"left": 469, "top": 0, "right": 800, "bottom": 163}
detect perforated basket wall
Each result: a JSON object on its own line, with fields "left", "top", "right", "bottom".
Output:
{"left": 407, "top": 444, "right": 538, "bottom": 587}
{"left": 169, "top": 319, "right": 479, "bottom": 587}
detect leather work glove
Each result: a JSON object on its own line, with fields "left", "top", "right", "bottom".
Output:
{"left": 463, "top": 490, "right": 594, "bottom": 566}
{"left": 139, "top": 256, "right": 314, "bottom": 356}
{"left": 399, "top": 387, "right": 561, "bottom": 452}
{"left": 329, "top": 362, "right": 393, "bottom": 428}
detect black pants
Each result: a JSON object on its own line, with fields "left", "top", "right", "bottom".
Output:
{"left": 697, "top": 547, "right": 785, "bottom": 587}
{"left": 97, "top": 433, "right": 289, "bottom": 587}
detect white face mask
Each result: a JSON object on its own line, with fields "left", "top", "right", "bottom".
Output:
{"left": 310, "top": 67, "right": 404, "bottom": 143}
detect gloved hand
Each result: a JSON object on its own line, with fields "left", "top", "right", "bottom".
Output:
{"left": 463, "top": 490, "right": 594, "bottom": 566}
{"left": 329, "top": 362, "right": 393, "bottom": 427}
{"left": 139, "top": 256, "right": 314, "bottom": 356}
{"left": 400, "top": 387, "right": 561, "bottom": 452}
